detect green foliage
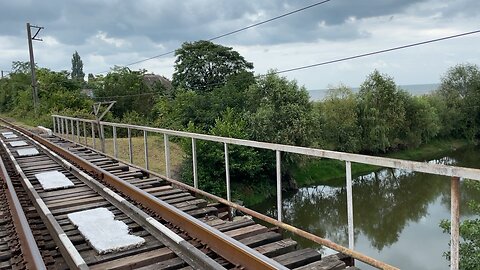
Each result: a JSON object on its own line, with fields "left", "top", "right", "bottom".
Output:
{"left": 94, "top": 67, "right": 163, "bottom": 119}
{"left": 357, "top": 70, "right": 406, "bottom": 153}
{"left": 71, "top": 51, "right": 85, "bottom": 81}
{"left": 0, "top": 62, "right": 93, "bottom": 127}
{"left": 245, "top": 72, "right": 315, "bottom": 147}
{"left": 440, "top": 180, "right": 480, "bottom": 270}
{"left": 436, "top": 63, "right": 480, "bottom": 142}
{"left": 316, "top": 85, "right": 360, "bottom": 152}
{"left": 180, "top": 109, "right": 267, "bottom": 197}
{"left": 172, "top": 40, "right": 253, "bottom": 92}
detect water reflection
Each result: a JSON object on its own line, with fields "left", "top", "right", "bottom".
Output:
{"left": 250, "top": 151, "right": 480, "bottom": 269}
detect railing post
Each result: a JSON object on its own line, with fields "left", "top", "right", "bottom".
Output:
{"left": 113, "top": 126, "right": 118, "bottom": 158}
{"left": 70, "top": 119, "right": 75, "bottom": 141}
{"left": 60, "top": 118, "right": 64, "bottom": 137}
{"left": 276, "top": 150, "right": 282, "bottom": 222}
{"left": 164, "top": 134, "right": 171, "bottom": 178}
{"left": 76, "top": 120, "right": 80, "bottom": 142}
{"left": 144, "top": 130, "right": 149, "bottom": 170}
{"left": 224, "top": 143, "right": 231, "bottom": 202}
{"left": 91, "top": 122, "right": 96, "bottom": 149}
{"left": 192, "top": 138, "right": 198, "bottom": 189}
{"left": 65, "top": 118, "right": 69, "bottom": 139}
{"left": 346, "top": 161, "right": 354, "bottom": 250}
{"left": 128, "top": 128, "right": 133, "bottom": 164}
{"left": 83, "top": 121, "right": 87, "bottom": 146}
{"left": 100, "top": 124, "right": 105, "bottom": 153}
{"left": 52, "top": 116, "right": 56, "bottom": 134}
{"left": 450, "top": 176, "right": 460, "bottom": 270}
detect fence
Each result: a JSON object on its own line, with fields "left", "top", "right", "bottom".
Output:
{"left": 52, "top": 114, "right": 480, "bottom": 270}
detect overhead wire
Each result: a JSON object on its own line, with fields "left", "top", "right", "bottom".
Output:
{"left": 93, "top": 28, "right": 480, "bottom": 100}
{"left": 99, "top": 0, "right": 334, "bottom": 73}
{"left": 273, "top": 29, "right": 480, "bottom": 75}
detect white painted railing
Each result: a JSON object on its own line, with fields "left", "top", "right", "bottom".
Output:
{"left": 52, "top": 114, "right": 479, "bottom": 270}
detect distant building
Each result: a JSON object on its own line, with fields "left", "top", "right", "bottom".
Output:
{"left": 143, "top": 74, "right": 172, "bottom": 90}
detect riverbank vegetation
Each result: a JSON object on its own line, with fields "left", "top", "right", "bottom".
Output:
{"left": 1, "top": 41, "right": 479, "bottom": 268}
{"left": 1, "top": 41, "right": 479, "bottom": 200}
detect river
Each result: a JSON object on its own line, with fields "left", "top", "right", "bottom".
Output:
{"left": 250, "top": 146, "right": 480, "bottom": 269}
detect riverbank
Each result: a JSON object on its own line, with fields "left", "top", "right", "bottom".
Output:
{"left": 239, "top": 139, "right": 471, "bottom": 205}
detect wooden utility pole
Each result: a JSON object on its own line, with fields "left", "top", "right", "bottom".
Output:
{"left": 26, "top": 22, "right": 43, "bottom": 114}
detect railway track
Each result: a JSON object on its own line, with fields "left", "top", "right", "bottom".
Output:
{"left": 0, "top": 121, "right": 358, "bottom": 270}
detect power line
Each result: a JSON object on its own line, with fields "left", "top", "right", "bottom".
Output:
{"left": 273, "top": 29, "right": 480, "bottom": 75}
{"left": 93, "top": 29, "right": 480, "bottom": 99}
{"left": 101, "top": 0, "right": 333, "bottom": 72}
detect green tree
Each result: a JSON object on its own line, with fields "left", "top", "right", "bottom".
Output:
{"left": 95, "top": 67, "right": 162, "bottom": 119}
{"left": 357, "top": 70, "right": 406, "bottom": 153}
{"left": 317, "top": 85, "right": 360, "bottom": 152}
{"left": 71, "top": 51, "right": 85, "bottom": 81}
{"left": 441, "top": 181, "right": 480, "bottom": 270}
{"left": 172, "top": 40, "right": 253, "bottom": 93}
{"left": 436, "top": 63, "right": 480, "bottom": 142}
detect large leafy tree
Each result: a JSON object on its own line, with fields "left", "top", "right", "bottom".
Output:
{"left": 172, "top": 40, "right": 253, "bottom": 93}
{"left": 71, "top": 51, "right": 85, "bottom": 81}
{"left": 357, "top": 70, "right": 406, "bottom": 153}
{"left": 436, "top": 63, "right": 480, "bottom": 142}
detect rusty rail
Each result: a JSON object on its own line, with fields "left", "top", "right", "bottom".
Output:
{"left": 4, "top": 122, "right": 290, "bottom": 270}
{"left": 0, "top": 144, "right": 46, "bottom": 270}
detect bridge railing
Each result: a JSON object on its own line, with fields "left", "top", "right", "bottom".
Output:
{"left": 52, "top": 114, "right": 479, "bottom": 270}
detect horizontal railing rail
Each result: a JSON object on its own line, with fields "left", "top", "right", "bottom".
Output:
{"left": 52, "top": 114, "right": 476, "bottom": 270}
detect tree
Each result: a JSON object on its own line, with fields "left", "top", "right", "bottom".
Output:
{"left": 172, "top": 40, "right": 253, "bottom": 93}
{"left": 317, "top": 85, "right": 360, "bottom": 152}
{"left": 71, "top": 51, "right": 85, "bottom": 81}
{"left": 357, "top": 70, "right": 406, "bottom": 153}
{"left": 436, "top": 63, "right": 480, "bottom": 142}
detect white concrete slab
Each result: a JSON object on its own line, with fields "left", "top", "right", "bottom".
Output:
{"left": 1, "top": 131, "right": 13, "bottom": 136}
{"left": 9, "top": 140, "right": 28, "bottom": 147}
{"left": 34, "top": 171, "right": 75, "bottom": 190}
{"left": 67, "top": 208, "right": 145, "bottom": 254}
{"left": 16, "top": 148, "right": 39, "bottom": 156}
{"left": 4, "top": 134, "right": 18, "bottom": 139}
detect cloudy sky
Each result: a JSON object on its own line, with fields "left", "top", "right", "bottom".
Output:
{"left": 1, "top": 0, "right": 479, "bottom": 89}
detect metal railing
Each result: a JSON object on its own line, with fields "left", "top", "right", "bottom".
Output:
{"left": 52, "top": 114, "right": 480, "bottom": 270}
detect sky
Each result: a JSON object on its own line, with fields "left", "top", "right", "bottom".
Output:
{"left": 1, "top": 0, "right": 479, "bottom": 90}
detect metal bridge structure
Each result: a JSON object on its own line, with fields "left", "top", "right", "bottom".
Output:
{"left": 50, "top": 114, "right": 480, "bottom": 270}
{"left": 0, "top": 114, "right": 477, "bottom": 269}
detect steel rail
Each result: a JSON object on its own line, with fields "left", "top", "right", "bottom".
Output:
{"left": 0, "top": 134, "right": 88, "bottom": 270}
{"left": 6, "top": 122, "right": 289, "bottom": 270}
{"left": 45, "top": 116, "right": 401, "bottom": 270}
{"left": 52, "top": 115, "right": 480, "bottom": 181}
{"left": 24, "top": 128, "right": 226, "bottom": 270}
{"left": 0, "top": 144, "right": 46, "bottom": 270}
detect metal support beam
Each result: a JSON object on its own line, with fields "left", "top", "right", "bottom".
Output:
{"left": 91, "top": 122, "right": 95, "bottom": 149}
{"left": 76, "top": 120, "right": 80, "bottom": 142}
{"left": 83, "top": 121, "right": 87, "bottom": 145}
{"left": 224, "top": 143, "right": 231, "bottom": 202}
{"left": 128, "top": 128, "right": 133, "bottom": 164}
{"left": 70, "top": 119, "right": 74, "bottom": 141}
{"left": 192, "top": 138, "right": 198, "bottom": 189}
{"left": 276, "top": 150, "right": 282, "bottom": 222}
{"left": 164, "top": 134, "right": 171, "bottom": 178}
{"left": 346, "top": 161, "right": 354, "bottom": 250}
{"left": 52, "top": 116, "right": 56, "bottom": 134}
{"left": 450, "top": 177, "right": 460, "bottom": 270}
{"left": 144, "top": 130, "right": 149, "bottom": 170}
{"left": 113, "top": 126, "right": 118, "bottom": 158}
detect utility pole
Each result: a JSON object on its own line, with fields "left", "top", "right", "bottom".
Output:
{"left": 26, "top": 22, "right": 43, "bottom": 114}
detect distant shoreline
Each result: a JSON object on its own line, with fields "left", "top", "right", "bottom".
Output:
{"left": 308, "top": 83, "right": 440, "bottom": 101}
